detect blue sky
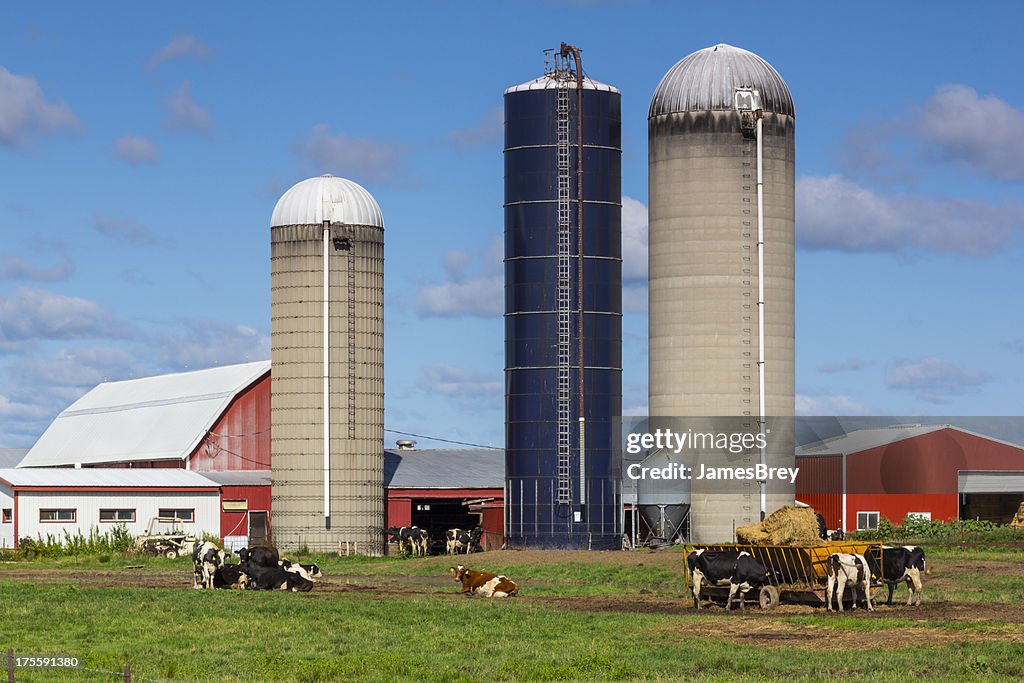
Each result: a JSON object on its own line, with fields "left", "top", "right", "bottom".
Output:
{"left": 1, "top": 2, "right": 1022, "bottom": 448}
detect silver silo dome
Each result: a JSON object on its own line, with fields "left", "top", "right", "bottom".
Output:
{"left": 648, "top": 44, "right": 796, "bottom": 543}
{"left": 270, "top": 174, "right": 385, "bottom": 555}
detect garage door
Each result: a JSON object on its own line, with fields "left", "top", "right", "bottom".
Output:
{"left": 958, "top": 471, "right": 1024, "bottom": 493}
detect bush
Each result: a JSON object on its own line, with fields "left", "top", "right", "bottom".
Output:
{"left": 11, "top": 525, "right": 137, "bottom": 560}
{"left": 849, "top": 515, "right": 1024, "bottom": 545}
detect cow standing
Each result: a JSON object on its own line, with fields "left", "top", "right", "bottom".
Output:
{"left": 445, "top": 527, "right": 482, "bottom": 555}
{"left": 449, "top": 564, "right": 518, "bottom": 598}
{"left": 386, "top": 527, "right": 430, "bottom": 556}
{"left": 864, "top": 545, "right": 927, "bottom": 606}
{"left": 686, "top": 549, "right": 776, "bottom": 610}
{"left": 192, "top": 541, "right": 225, "bottom": 589}
{"left": 826, "top": 552, "right": 874, "bottom": 613}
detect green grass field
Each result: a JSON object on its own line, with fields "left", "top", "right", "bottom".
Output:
{"left": 2, "top": 546, "right": 1023, "bottom": 682}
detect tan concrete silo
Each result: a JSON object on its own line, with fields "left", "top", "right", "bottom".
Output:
{"left": 270, "top": 174, "right": 384, "bottom": 555}
{"left": 648, "top": 44, "right": 795, "bottom": 542}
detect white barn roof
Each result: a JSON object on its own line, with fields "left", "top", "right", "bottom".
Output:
{"left": 0, "top": 468, "right": 219, "bottom": 490}
{"left": 18, "top": 361, "right": 270, "bottom": 468}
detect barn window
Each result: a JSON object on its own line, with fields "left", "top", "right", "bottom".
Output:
{"left": 40, "top": 509, "right": 76, "bottom": 523}
{"left": 1, "top": 508, "right": 11, "bottom": 524}
{"left": 99, "top": 509, "right": 135, "bottom": 523}
{"left": 857, "top": 511, "right": 879, "bottom": 530}
{"left": 159, "top": 508, "right": 195, "bottom": 523}
{"left": 222, "top": 500, "right": 248, "bottom": 512}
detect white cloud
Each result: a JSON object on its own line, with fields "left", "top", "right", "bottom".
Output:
{"left": 797, "top": 174, "right": 1023, "bottom": 257}
{"left": 164, "top": 81, "right": 212, "bottom": 133}
{"left": 113, "top": 136, "right": 160, "bottom": 164}
{"left": 0, "top": 65, "right": 80, "bottom": 148}
{"left": 0, "top": 255, "right": 73, "bottom": 282}
{"left": 795, "top": 393, "right": 871, "bottom": 416}
{"left": 448, "top": 107, "right": 503, "bottom": 150}
{"left": 885, "top": 356, "right": 988, "bottom": 404}
{"left": 293, "top": 123, "right": 410, "bottom": 184}
{"left": 143, "top": 319, "right": 269, "bottom": 372}
{"left": 93, "top": 213, "right": 162, "bottom": 246}
{"left": 418, "top": 238, "right": 503, "bottom": 318}
{"left": 621, "top": 195, "right": 648, "bottom": 280}
{"left": 0, "top": 288, "right": 125, "bottom": 351}
{"left": 416, "top": 362, "right": 502, "bottom": 408}
{"left": 148, "top": 35, "right": 212, "bottom": 70}
{"left": 917, "top": 84, "right": 1024, "bottom": 181}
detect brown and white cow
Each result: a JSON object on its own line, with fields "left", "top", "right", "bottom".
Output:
{"left": 449, "top": 564, "right": 519, "bottom": 598}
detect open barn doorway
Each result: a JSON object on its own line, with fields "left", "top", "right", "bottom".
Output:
{"left": 410, "top": 499, "right": 480, "bottom": 553}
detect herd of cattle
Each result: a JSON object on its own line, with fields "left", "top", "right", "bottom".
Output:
{"left": 192, "top": 541, "right": 322, "bottom": 592}
{"left": 687, "top": 545, "right": 929, "bottom": 612}
{"left": 190, "top": 535, "right": 928, "bottom": 610}
{"left": 385, "top": 526, "right": 483, "bottom": 556}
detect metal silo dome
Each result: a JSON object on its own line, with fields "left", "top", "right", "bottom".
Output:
{"left": 271, "top": 174, "right": 384, "bottom": 228}
{"left": 649, "top": 43, "right": 794, "bottom": 118}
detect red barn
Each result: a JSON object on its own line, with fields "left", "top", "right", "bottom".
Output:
{"left": 797, "top": 424, "right": 1024, "bottom": 532}
{"left": 17, "top": 362, "right": 272, "bottom": 545}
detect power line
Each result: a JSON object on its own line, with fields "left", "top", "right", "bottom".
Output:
{"left": 385, "top": 429, "right": 502, "bottom": 450}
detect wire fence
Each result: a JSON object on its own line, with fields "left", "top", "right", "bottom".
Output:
{"left": 5, "top": 651, "right": 162, "bottom": 682}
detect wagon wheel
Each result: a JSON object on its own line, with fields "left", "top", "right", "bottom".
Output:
{"left": 759, "top": 585, "right": 781, "bottom": 610}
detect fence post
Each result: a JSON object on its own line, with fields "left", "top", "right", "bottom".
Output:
{"left": 7, "top": 648, "right": 14, "bottom": 683}
{"left": 123, "top": 663, "right": 131, "bottom": 682}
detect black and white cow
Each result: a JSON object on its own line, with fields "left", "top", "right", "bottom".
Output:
{"left": 280, "top": 559, "right": 323, "bottom": 582}
{"left": 237, "top": 545, "right": 280, "bottom": 568}
{"left": 864, "top": 545, "right": 927, "bottom": 606}
{"left": 212, "top": 563, "right": 250, "bottom": 589}
{"left": 191, "top": 541, "right": 225, "bottom": 589}
{"left": 386, "top": 527, "right": 430, "bottom": 556}
{"left": 686, "top": 549, "right": 776, "bottom": 610}
{"left": 825, "top": 552, "right": 874, "bottom": 613}
{"left": 239, "top": 559, "right": 314, "bottom": 592}
{"left": 445, "top": 527, "right": 482, "bottom": 555}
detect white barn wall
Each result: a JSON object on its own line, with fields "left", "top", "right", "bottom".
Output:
{"left": 15, "top": 491, "right": 220, "bottom": 543}
{"left": 0, "top": 484, "right": 13, "bottom": 549}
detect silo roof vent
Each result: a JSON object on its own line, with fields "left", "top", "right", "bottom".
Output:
{"left": 396, "top": 440, "right": 417, "bottom": 451}
{"left": 649, "top": 43, "right": 794, "bottom": 119}
{"left": 271, "top": 174, "right": 384, "bottom": 228}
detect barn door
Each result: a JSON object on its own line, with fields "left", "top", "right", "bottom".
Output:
{"left": 249, "top": 511, "right": 268, "bottom": 546}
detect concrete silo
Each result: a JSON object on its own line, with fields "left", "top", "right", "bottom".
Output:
{"left": 648, "top": 44, "right": 795, "bottom": 542}
{"left": 270, "top": 174, "right": 384, "bottom": 555}
{"left": 504, "top": 45, "right": 622, "bottom": 549}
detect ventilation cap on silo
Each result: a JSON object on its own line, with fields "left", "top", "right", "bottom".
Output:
{"left": 271, "top": 174, "right": 384, "bottom": 228}
{"left": 396, "top": 440, "right": 417, "bottom": 451}
{"left": 649, "top": 43, "right": 794, "bottom": 119}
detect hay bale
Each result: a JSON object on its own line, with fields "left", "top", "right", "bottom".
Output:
{"left": 1011, "top": 501, "right": 1024, "bottom": 529}
{"left": 735, "top": 505, "right": 825, "bottom": 546}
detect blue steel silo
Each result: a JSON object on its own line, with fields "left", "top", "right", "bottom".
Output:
{"left": 504, "top": 45, "right": 622, "bottom": 549}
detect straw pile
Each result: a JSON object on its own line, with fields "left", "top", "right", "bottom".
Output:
{"left": 1011, "top": 501, "right": 1024, "bottom": 529}
{"left": 736, "top": 505, "right": 825, "bottom": 546}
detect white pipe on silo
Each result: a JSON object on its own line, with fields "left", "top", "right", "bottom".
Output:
{"left": 322, "top": 221, "right": 331, "bottom": 529}
{"left": 756, "top": 113, "right": 767, "bottom": 522}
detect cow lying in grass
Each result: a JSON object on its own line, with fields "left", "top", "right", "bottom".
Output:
{"left": 449, "top": 564, "right": 519, "bottom": 598}
{"left": 280, "top": 559, "right": 323, "bottom": 582}
{"left": 826, "top": 552, "right": 874, "bottom": 613}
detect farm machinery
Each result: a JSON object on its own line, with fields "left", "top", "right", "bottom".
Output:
{"left": 684, "top": 541, "right": 885, "bottom": 609}
{"left": 133, "top": 517, "right": 198, "bottom": 558}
